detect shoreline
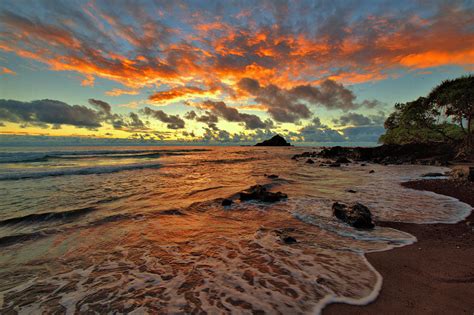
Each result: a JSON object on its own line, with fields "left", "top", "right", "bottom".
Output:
{"left": 324, "top": 179, "right": 474, "bottom": 314}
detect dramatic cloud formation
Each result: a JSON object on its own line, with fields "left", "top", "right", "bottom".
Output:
{"left": 140, "top": 107, "right": 185, "bottom": 129}
{"left": 333, "top": 111, "right": 386, "bottom": 127}
{"left": 200, "top": 100, "right": 273, "bottom": 130}
{"left": 0, "top": 99, "right": 102, "bottom": 128}
{"left": 0, "top": 1, "right": 472, "bottom": 98}
{"left": 0, "top": 0, "right": 472, "bottom": 142}
{"left": 237, "top": 78, "right": 380, "bottom": 123}
{"left": 296, "top": 118, "right": 346, "bottom": 142}
{"left": 185, "top": 110, "right": 219, "bottom": 130}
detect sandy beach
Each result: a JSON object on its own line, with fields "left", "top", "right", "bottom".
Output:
{"left": 325, "top": 179, "right": 474, "bottom": 314}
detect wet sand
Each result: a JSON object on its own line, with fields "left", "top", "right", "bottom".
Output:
{"left": 324, "top": 179, "right": 474, "bottom": 314}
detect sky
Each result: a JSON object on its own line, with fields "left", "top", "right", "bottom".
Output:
{"left": 0, "top": 0, "right": 473, "bottom": 144}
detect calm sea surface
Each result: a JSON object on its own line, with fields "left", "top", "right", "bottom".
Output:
{"left": 0, "top": 146, "right": 471, "bottom": 313}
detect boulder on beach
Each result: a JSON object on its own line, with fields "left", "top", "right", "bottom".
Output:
{"left": 255, "top": 135, "right": 291, "bottom": 146}
{"left": 332, "top": 202, "right": 375, "bottom": 229}
{"left": 239, "top": 185, "right": 288, "bottom": 202}
{"left": 306, "top": 159, "right": 315, "bottom": 164}
{"left": 222, "top": 199, "right": 233, "bottom": 206}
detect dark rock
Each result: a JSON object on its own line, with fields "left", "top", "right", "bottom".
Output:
{"left": 369, "top": 170, "right": 375, "bottom": 173}
{"left": 291, "top": 155, "right": 298, "bottom": 160}
{"left": 329, "top": 163, "right": 341, "bottom": 167}
{"left": 332, "top": 202, "right": 374, "bottom": 229}
{"left": 282, "top": 236, "right": 297, "bottom": 244}
{"left": 469, "top": 167, "right": 474, "bottom": 182}
{"left": 266, "top": 174, "right": 279, "bottom": 179}
{"left": 346, "top": 189, "right": 357, "bottom": 193}
{"left": 239, "top": 185, "right": 288, "bottom": 203}
{"left": 306, "top": 159, "right": 315, "bottom": 164}
{"left": 336, "top": 157, "right": 351, "bottom": 164}
{"left": 421, "top": 172, "right": 445, "bottom": 177}
{"left": 360, "top": 163, "right": 367, "bottom": 166}
{"left": 318, "top": 146, "right": 352, "bottom": 159}
{"left": 255, "top": 135, "right": 291, "bottom": 146}
{"left": 222, "top": 199, "right": 233, "bottom": 206}
{"left": 160, "top": 209, "right": 184, "bottom": 215}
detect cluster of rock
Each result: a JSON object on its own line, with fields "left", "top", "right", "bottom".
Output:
{"left": 239, "top": 185, "right": 288, "bottom": 202}
{"left": 293, "top": 142, "right": 458, "bottom": 166}
{"left": 221, "top": 175, "right": 288, "bottom": 206}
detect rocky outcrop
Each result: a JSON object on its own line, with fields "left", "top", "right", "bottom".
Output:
{"left": 291, "top": 142, "right": 459, "bottom": 165}
{"left": 239, "top": 185, "right": 288, "bottom": 202}
{"left": 255, "top": 135, "right": 291, "bottom": 146}
{"left": 332, "top": 202, "right": 375, "bottom": 229}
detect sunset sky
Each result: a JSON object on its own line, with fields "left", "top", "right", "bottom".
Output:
{"left": 0, "top": 0, "right": 473, "bottom": 144}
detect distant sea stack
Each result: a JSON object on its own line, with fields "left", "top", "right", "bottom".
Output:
{"left": 255, "top": 135, "right": 291, "bottom": 146}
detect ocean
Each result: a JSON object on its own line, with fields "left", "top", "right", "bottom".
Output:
{"left": 0, "top": 146, "right": 471, "bottom": 314}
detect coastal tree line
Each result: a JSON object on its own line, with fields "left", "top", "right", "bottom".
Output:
{"left": 380, "top": 75, "right": 473, "bottom": 156}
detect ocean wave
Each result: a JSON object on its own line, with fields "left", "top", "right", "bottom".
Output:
{"left": 0, "top": 162, "right": 162, "bottom": 180}
{"left": 0, "top": 148, "right": 209, "bottom": 164}
{"left": 0, "top": 206, "right": 96, "bottom": 226}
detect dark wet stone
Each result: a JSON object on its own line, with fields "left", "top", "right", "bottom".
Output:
{"left": 239, "top": 185, "right": 288, "bottom": 203}
{"left": 369, "top": 170, "right": 375, "bottom": 173}
{"left": 255, "top": 135, "right": 291, "bottom": 146}
{"left": 421, "top": 172, "right": 445, "bottom": 177}
{"left": 329, "top": 163, "right": 341, "bottom": 167}
{"left": 222, "top": 199, "right": 233, "bottom": 206}
{"left": 346, "top": 189, "right": 357, "bottom": 193}
{"left": 335, "top": 157, "right": 351, "bottom": 164}
{"left": 306, "top": 159, "right": 315, "bottom": 164}
{"left": 332, "top": 202, "right": 375, "bottom": 229}
{"left": 160, "top": 209, "right": 184, "bottom": 215}
{"left": 282, "top": 236, "right": 297, "bottom": 244}
{"left": 266, "top": 174, "right": 279, "bottom": 179}
{"left": 360, "top": 163, "right": 367, "bottom": 166}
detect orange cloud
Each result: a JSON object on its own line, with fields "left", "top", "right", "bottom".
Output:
{"left": 0, "top": 1, "right": 472, "bottom": 107}
{"left": 106, "top": 88, "right": 140, "bottom": 96}
{"left": 149, "top": 86, "right": 220, "bottom": 104}
{"left": 1, "top": 67, "right": 15, "bottom": 75}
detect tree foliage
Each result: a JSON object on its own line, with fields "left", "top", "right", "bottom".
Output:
{"left": 381, "top": 75, "right": 473, "bottom": 148}
{"left": 426, "top": 75, "right": 473, "bottom": 147}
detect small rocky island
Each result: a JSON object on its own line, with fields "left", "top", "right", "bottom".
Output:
{"left": 255, "top": 135, "right": 291, "bottom": 146}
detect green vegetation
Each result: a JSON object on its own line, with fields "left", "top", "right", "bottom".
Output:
{"left": 381, "top": 75, "right": 473, "bottom": 152}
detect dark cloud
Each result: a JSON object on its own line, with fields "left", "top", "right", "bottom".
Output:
{"left": 141, "top": 107, "right": 185, "bottom": 129}
{"left": 201, "top": 100, "right": 273, "bottom": 130}
{"left": 128, "top": 112, "right": 147, "bottom": 130}
{"left": 333, "top": 111, "right": 386, "bottom": 127}
{"left": 341, "top": 125, "right": 385, "bottom": 142}
{"left": 238, "top": 78, "right": 381, "bottom": 123}
{"left": 0, "top": 99, "right": 102, "bottom": 128}
{"left": 333, "top": 112, "right": 372, "bottom": 126}
{"left": 88, "top": 98, "right": 112, "bottom": 114}
{"left": 296, "top": 117, "right": 345, "bottom": 142}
